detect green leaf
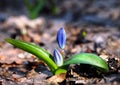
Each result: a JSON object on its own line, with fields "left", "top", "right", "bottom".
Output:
{"left": 5, "top": 38, "right": 58, "bottom": 72}
{"left": 30, "top": 0, "right": 46, "bottom": 19}
{"left": 63, "top": 53, "right": 109, "bottom": 73}
{"left": 25, "top": 0, "right": 33, "bottom": 11}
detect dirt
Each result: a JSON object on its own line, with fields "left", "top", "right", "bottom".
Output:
{"left": 0, "top": 0, "right": 120, "bottom": 85}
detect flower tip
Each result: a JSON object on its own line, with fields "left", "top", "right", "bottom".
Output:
{"left": 59, "top": 27, "right": 64, "bottom": 31}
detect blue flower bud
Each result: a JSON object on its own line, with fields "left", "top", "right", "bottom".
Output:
{"left": 57, "top": 27, "right": 66, "bottom": 49}
{"left": 53, "top": 49, "right": 63, "bottom": 66}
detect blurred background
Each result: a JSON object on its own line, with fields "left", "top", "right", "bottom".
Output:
{"left": 0, "top": 0, "right": 120, "bottom": 22}
{"left": 0, "top": 0, "right": 120, "bottom": 61}
{"left": 0, "top": 0, "right": 120, "bottom": 54}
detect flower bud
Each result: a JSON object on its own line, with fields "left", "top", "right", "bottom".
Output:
{"left": 57, "top": 27, "right": 66, "bottom": 49}
{"left": 53, "top": 49, "right": 63, "bottom": 66}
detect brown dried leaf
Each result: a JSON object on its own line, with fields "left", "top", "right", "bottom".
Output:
{"left": 47, "top": 73, "right": 66, "bottom": 83}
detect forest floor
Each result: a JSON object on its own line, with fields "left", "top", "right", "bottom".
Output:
{"left": 0, "top": 0, "right": 120, "bottom": 85}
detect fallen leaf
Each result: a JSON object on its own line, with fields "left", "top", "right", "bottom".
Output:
{"left": 47, "top": 73, "right": 66, "bottom": 83}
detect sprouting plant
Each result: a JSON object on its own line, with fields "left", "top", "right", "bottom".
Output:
{"left": 25, "top": 0, "right": 45, "bottom": 19}
{"left": 5, "top": 27, "right": 109, "bottom": 75}
{"left": 25, "top": 0, "right": 59, "bottom": 19}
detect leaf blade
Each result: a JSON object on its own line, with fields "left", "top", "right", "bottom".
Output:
{"left": 5, "top": 38, "right": 58, "bottom": 72}
{"left": 63, "top": 53, "right": 109, "bottom": 72}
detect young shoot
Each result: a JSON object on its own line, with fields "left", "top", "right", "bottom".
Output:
{"left": 5, "top": 27, "right": 109, "bottom": 75}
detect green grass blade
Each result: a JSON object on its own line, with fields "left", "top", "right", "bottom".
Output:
{"left": 5, "top": 38, "right": 58, "bottom": 72}
{"left": 63, "top": 53, "right": 109, "bottom": 73}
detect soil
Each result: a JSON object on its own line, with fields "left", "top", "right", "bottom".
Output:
{"left": 0, "top": 0, "right": 120, "bottom": 85}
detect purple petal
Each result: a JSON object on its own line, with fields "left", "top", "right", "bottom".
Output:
{"left": 53, "top": 49, "right": 63, "bottom": 66}
{"left": 57, "top": 27, "right": 66, "bottom": 49}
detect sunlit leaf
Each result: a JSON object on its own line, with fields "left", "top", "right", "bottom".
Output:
{"left": 63, "top": 53, "right": 109, "bottom": 72}
{"left": 5, "top": 38, "right": 58, "bottom": 72}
